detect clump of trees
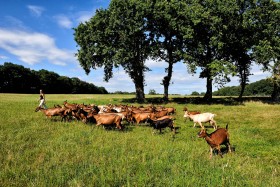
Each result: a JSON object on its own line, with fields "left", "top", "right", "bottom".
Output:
{"left": 213, "top": 79, "right": 273, "bottom": 96}
{"left": 0, "top": 62, "right": 108, "bottom": 94}
{"left": 74, "top": 0, "right": 279, "bottom": 102}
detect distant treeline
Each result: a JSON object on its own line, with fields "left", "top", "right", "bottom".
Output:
{"left": 0, "top": 62, "right": 108, "bottom": 94}
{"left": 212, "top": 79, "right": 273, "bottom": 97}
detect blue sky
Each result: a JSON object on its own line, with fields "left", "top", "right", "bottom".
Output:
{"left": 0, "top": 0, "right": 270, "bottom": 95}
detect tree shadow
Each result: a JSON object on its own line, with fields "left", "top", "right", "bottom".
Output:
{"left": 122, "top": 96, "right": 278, "bottom": 105}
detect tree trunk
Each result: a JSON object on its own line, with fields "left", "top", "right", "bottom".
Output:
{"left": 162, "top": 76, "right": 169, "bottom": 101}
{"left": 239, "top": 81, "right": 246, "bottom": 99}
{"left": 271, "top": 79, "right": 280, "bottom": 102}
{"left": 239, "top": 67, "right": 247, "bottom": 99}
{"left": 203, "top": 75, "right": 213, "bottom": 101}
{"left": 135, "top": 85, "right": 145, "bottom": 103}
{"left": 238, "top": 56, "right": 251, "bottom": 99}
{"left": 162, "top": 62, "right": 173, "bottom": 101}
{"left": 134, "top": 76, "right": 145, "bottom": 103}
{"left": 271, "top": 64, "right": 280, "bottom": 102}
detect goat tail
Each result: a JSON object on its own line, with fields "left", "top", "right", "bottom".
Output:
{"left": 226, "top": 123, "right": 229, "bottom": 130}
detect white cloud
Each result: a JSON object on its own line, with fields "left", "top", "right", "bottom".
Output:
{"left": 0, "top": 28, "right": 75, "bottom": 66}
{"left": 145, "top": 58, "right": 167, "bottom": 68}
{"left": 68, "top": 57, "right": 271, "bottom": 95}
{"left": 250, "top": 63, "right": 270, "bottom": 78}
{"left": 27, "top": 5, "right": 45, "bottom": 17}
{"left": 84, "top": 67, "right": 135, "bottom": 92}
{"left": 0, "top": 55, "right": 8, "bottom": 60}
{"left": 76, "top": 11, "right": 93, "bottom": 23}
{"left": 3, "top": 16, "right": 28, "bottom": 30}
{"left": 54, "top": 15, "right": 73, "bottom": 29}
{"left": 144, "top": 63, "right": 206, "bottom": 94}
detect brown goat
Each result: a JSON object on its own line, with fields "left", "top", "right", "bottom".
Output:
{"left": 63, "top": 100, "right": 78, "bottom": 110}
{"left": 128, "top": 111, "right": 152, "bottom": 125}
{"left": 198, "top": 124, "right": 231, "bottom": 158}
{"left": 165, "top": 107, "right": 176, "bottom": 115}
{"left": 92, "top": 114, "right": 123, "bottom": 130}
{"left": 35, "top": 107, "right": 67, "bottom": 121}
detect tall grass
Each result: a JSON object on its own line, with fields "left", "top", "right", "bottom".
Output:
{"left": 0, "top": 94, "right": 279, "bottom": 186}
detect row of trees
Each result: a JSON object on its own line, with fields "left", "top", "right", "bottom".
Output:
{"left": 0, "top": 62, "right": 108, "bottom": 94}
{"left": 74, "top": 0, "right": 279, "bottom": 102}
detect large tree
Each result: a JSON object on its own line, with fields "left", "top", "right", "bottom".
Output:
{"left": 224, "top": 0, "right": 256, "bottom": 99}
{"left": 147, "top": 0, "right": 190, "bottom": 101}
{"left": 252, "top": 0, "right": 280, "bottom": 101}
{"left": 74, "top": 0, "right": 150, "bottom": 102}
{"left": 183, "top": 0, "right": 236, "bottom": 101}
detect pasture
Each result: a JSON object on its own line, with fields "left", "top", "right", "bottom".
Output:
{"left": 0, "top": 94, "right": 279, "bottom": 186}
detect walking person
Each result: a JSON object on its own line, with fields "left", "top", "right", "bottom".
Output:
{"left": 38, "top": 89, "right": 47, "bottom": 109}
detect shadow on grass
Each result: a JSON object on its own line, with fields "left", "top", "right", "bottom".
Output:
{"left": 213, "top": 145, "right": 236, "bottom": 157}
{"left": 122, "top": 96, "right": 277, "bottom": 105}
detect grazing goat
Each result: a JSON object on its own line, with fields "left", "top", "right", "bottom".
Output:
{"left": 150, "top": 118, "right": 175, "bottom": 134}
{"left": 184, "top": 112, "right": 217, "bottom": 129}
{"left": 198, "top": 124, "right": 231, "bottom": 159}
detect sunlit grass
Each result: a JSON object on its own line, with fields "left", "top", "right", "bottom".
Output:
{"left": 0, "top": 94, "right": 279, "bottom": 186}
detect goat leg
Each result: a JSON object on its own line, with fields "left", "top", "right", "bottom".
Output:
{"left": 198, "top": 122, "right": 204, "bottom": 129}
{"left": 227, "top": 142, "right": 232, "bottom": 153}
{"left": 210, "top": 120, "right": 217, "bottom": 129}
{"left": 193, "top": 122, "right": 197, "bottom": 128}
{"left": 209, "top": 147, "right": 213, "bottom": 159}
{"left": 217, "top": 145, "right": 223, "bottom": 158}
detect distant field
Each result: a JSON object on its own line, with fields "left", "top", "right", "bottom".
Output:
{"left": 0, "top": 94, "right": 279, "bottom": 186}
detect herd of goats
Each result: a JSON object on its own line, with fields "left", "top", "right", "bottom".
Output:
{"left": 35, "top": 100, "right": 232, "bottom": 158}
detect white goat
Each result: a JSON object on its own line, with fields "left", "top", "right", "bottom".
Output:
{"left": 184, "top": 112, "right": 217, "bottom": 129}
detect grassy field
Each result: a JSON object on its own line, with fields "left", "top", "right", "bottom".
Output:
{"left": 0, "top": 94, "right": 279, "bottom": 186}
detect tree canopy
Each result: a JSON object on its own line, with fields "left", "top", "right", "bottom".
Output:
{"left": 74, "top": 0, "right": 151, "bottom": 102}
{"left": 74, "top": 0, "right": 280, "bottom": 102}
{"left": 252, "top": 0, "right": 280, "bottom": 101}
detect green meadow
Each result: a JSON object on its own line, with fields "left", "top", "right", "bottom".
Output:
{"left": 0, "top": 94, "right": 279, "bottom": 186}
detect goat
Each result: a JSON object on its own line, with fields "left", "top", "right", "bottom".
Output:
{"left": 184, "top": 112, "right": 217, "bottom": 129}
{"left": 150, "top": 118, "right": 175, "bottom": 134}
{"left": 128, "top": 111, "right": 152, "bottom": 125}
{"left": 154, "top": 115, "right": 174, "bottom": 121}
{"left": 183, "top": 107, "right": 200, "bottom": 122}
{"left": 35, "top": 106, "right": 67, "bottom": 121}
{"left": 183, "top": 107, "right": 200, "bottom": 121}
{"left": 198, "top": 124, "right": 231, "bottom": 159}
{"left": 160, "top": 107, "right": 176, "bottom": 115}
{"left": 92, "top": 114, "right": 123, "bottom": 130}
{"left": 63, "top": 100, "right": 78, "bottom": 110}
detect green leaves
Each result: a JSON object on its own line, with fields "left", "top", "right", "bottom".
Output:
{"left": 74, "top": 0, "right": 280, "bottom": 100}
{"left": 251, "top": 0, "right": 280, "bottom": 100}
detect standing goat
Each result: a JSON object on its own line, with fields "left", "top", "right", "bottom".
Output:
{"left": 198, "top": 124, "right": 231, "bottom": 159}
{"left": 184, "top": 112, "right": 217, "bottom": 129}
